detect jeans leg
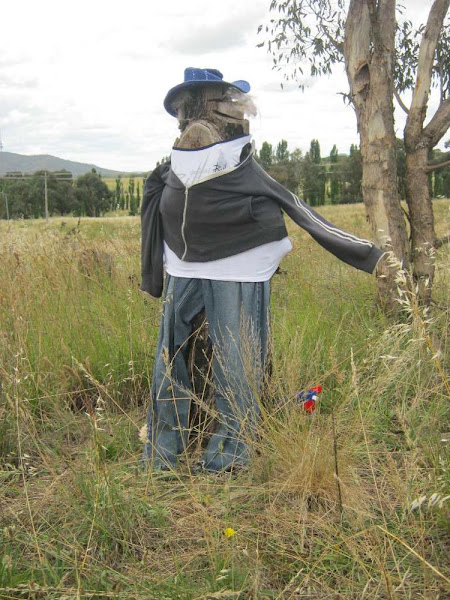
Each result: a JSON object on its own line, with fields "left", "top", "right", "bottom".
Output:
{"left": 142, "top": 275, "right": 204, "bottom": 469}
{"left": 201, "top": 279, "right": 271, "bottom": 471}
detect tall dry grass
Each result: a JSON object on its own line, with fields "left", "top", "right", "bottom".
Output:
{"left": 0, "top": 204, "right": 449, "bottom": 599}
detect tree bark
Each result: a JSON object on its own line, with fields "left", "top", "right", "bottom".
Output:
{"left": 425, "top": 157, "right": 450, "bottom": 172}
{"left": 345, "top": 0, "right": 409, "bottom": 312}
{"left": 424, "top": 98, "right": 450, "bottom": 148}
{"left": 404, "top": 0, "right": 449, "bottom": 304}
{"left": 404, "top": 147, "right": 435, "bottom": 303}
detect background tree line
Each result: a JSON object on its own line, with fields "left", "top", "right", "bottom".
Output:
{"left": 0, "top": 169, "right": 144, "bottom": 219}
{"left": 255, "top": 138, "right": 450, "bottom": 206}
{"left": 2, "top": 142, "right": 448, "bottom": 220}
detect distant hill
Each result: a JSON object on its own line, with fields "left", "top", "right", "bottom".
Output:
{"left": 0, "top": 152, "right": 132, "bottom": 177}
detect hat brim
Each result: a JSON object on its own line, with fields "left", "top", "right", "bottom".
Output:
{"left": 164, "top": 80, "right": 250, "bottom": 117}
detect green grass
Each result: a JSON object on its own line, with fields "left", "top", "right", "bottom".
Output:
{"left": 0, "top": 201, "right": 449, "bottom": 599}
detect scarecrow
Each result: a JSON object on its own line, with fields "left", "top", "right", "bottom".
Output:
{"left": 141, "top": 67, "right": 384, "bottom": 473}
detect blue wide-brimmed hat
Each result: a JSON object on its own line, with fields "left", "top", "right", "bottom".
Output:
{"left": 164, "top": 67, "right": 251, "bottom": 117}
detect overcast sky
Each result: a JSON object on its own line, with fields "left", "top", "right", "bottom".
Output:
{"left": 0, "top": 0, "right": 445, "bottom": 172}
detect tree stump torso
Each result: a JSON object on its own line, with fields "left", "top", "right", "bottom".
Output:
{"left": 174, "top": 86, "right": 251, "bottom": 444}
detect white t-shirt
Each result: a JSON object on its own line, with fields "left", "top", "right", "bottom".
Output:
{"left": 165, "top": 136, "right": 292, "bottom": 282}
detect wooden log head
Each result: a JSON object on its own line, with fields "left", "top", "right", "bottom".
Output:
{"left": 172, "top": 84, "right": 255, "bottom": 149}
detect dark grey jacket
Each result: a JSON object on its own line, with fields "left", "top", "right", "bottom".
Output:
{"left": 141, "top": 154, "right": 383, "bottom": 297}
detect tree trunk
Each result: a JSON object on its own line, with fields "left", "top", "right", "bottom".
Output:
{"left": 174, "top": 114, "right": 226, "bottom": 444}
{"left": 403, "top": 0, "right": 449, "bottom": 305}
{"left": 404, "top": 146, "right": 435, "bottom": 304}
{"left": 345, "top": 0, "right": 409, "bottom": 313}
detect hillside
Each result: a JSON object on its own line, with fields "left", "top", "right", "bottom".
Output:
{"left": 0, "top": 151, "right": 130, "bottom": 177}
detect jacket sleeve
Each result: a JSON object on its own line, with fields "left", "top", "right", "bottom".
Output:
{"left": 140, "top": 163, "right": 169, "bottom": 298}
{"left": 249, "top": 159, "right": 385, "bottom": 274}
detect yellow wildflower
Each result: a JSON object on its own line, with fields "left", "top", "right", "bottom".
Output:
{"left": 223, "top": 527, "right": 236, "bottom": 538}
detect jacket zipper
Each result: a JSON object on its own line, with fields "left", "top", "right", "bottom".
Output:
{"left": 181, "top": 187, "right": 189, "bottom": 260}
{"left": 179, "top": 151, "right": 254, "bottom": 261}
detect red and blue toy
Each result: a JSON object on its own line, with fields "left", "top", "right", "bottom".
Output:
{"left": 297, "top": 385, "right": 322, "bottom": 413}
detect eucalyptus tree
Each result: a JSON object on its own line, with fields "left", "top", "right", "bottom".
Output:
{"left": 342, "top": 143, "right": 363, "bottom": 203}
{"left": 114, "top": 175, "right": 123, "bottom": 210}
{"left": 259, "top": 0, "right": 450, "bottom": 308}
{"left": 329, "top": 144, "right": 342, "bottom": 204}
{"left": 302, "top": 139, "right": 326, "bottom": 204}
{"left": 259, "top": 141, "right": 274, "bottom": 169}
{"left": 276, "top": 138, "right": 290, "bottom": 162}
{"left": 75, "top": 171, "right": 112, "bottom": 217}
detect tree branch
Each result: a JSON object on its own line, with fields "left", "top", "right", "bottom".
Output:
{"left": 435, "top": 234, "right": 450, "bottom": 248}
{"left": 426, "top": 159, "right": 450, "bottom": 172}
{"left": 406, "top": 0, "right": 450, "bottom": 142}
{"left": 322, "top": 27, "right": 344, "bottom": 54}
{"left": 379, "top": 0, "right": 396, "bottom": 50}
{"left": 394, "top": 87, "right": 410, "bottom": 114}
{"left": 424, "top": 97, "right": 450, "bottom": 147}
{"left": 344, "top": 0, "right": 371, "bottom": 97}
{"left": 307, "top": 0, "right": 345, "bottom": 55}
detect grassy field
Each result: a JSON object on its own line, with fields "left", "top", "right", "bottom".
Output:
{"left": 0, "top": 200, "right": 449, "bottom": 599}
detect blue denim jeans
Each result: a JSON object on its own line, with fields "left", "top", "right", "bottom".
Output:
{"left": 142, "top": 275, "right": 271, "bottom": 472}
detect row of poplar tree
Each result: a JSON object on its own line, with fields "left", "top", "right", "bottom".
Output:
{"left": 1, "top": 140, "right": 448, "bottom": 219}
{"left": 255, "top": 139, "right": 450, "bottom": 206}
{"left": 0, "top": 169, "right": 144, "bottom": 220}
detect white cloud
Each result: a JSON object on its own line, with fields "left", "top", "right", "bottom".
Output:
{"left": 166, "top": 4, "right": 266, "bottom": 54}
{"left": 0, "top": 75, "right": 38, "bottom": 90}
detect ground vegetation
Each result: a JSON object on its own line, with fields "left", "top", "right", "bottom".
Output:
{"left": 0, "top": 206, "right": 448, "bottom": 598}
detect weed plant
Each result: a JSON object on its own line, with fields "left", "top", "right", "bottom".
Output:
{"left": 0, "top": 202, "right": 449, "bottom": 599}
